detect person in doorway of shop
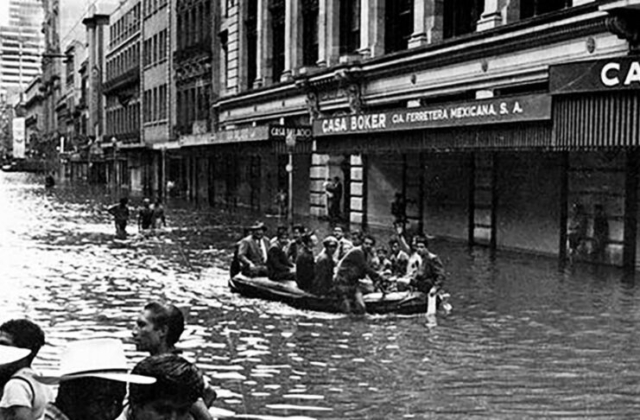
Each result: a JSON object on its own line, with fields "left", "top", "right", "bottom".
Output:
{"left": 152, "top": 198, "right": 166, "bottom": 229}
{"left": 237, "top": 222, "right": 270, "bottom": 277}
{"left": 591, "top": 204, "right": 609, "bottom": 263}
{"left": 108, "top": 197, "right": 130, "bottom": 239}
{"left": 267, "top": 228, "right": 296, "bottom": 281}
{"left": 275, "top": 189, "right": 287, "bottom": 219}
{"left": 567, "top": 202, "right": 588, "bottom": 260}
{"left": 44, "top": 173, "right": 55, "bottom": 189}
{"left": 295, "top": 232, "right": 317, "bottom": 292}
{"left": 116, "top": 354, "right": 204, "bottom": 420}
{"left": 0, "top": 319, "right": 52, "bottom": 420}
{"left": 409, "top": 235, "right": 446, "bottom": 295}
{"left": 313, "top": 236, "right": 339, "bottom": 296}
{"left": 37, "top": 338, "right": 154, "bottom": 420}
{"left": 325, "top": 176, "right": 343, "bottom": 224}
{"left": 131, "top": 301, "right": 216, "bottom": 420}
{"left": 334, "top": 234, "right": 385, "bottom": 314}
{"left": 138, "top": 198, "right": 154, "bottom": 232}
{"left": 391, "top": 192, "right": 407, "bottom": 223}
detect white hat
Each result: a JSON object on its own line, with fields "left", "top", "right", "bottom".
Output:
{"left": 35, "top": 338, "right": 155, "bottom": 385}
{"left": 0, "top": 345, "right": 30, "bottom": 365}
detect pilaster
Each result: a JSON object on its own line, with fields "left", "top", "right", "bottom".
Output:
{"left": 317, "top": 0, "right": 340, "bottom": 67}
{"left": 477, "top": 0, "right": 502, "bottom": 32}
{"left": 409, "top": 0, "right": 443, "bottom": 48}
{"left": 282, "top": 0, "right": 301, "bottom": 81}
{"left": 253, "top": 0, "right": 272, "bottom": 88}
{"left": 358, "top": 0, "right": 384, "bottom": 58}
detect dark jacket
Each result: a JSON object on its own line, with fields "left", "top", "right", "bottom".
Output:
{"left": 313, "top": 252, "right": 335, "bottom": 296}
{"left": 295, "top": 247, "right": 315, "bottom": 292}
{"left": 335, "top": 247, "right": 382, "bottom": 286}
{"left": 267, "top": 243, "right": 294, "bottom": 280}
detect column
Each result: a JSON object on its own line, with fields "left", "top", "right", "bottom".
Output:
{"left": 317, "top": 0, "right": 340, "bottom": 67}
{"left": 282, "top": 0, "right": 301, "bottom": 81}
{"left": 623, "top": 150, "right": 638, "bottom": 269}
{"left": 477, "top": 0, "right": 502, "bottom": 31}
{"left": 253, "top": 0, "right": 271, "bottom": 88}
{"left": 358, "top": 0, "right": 384, "bottom": 58}
{"left": 409, "top": 0, "right": 444, "bottom": 48}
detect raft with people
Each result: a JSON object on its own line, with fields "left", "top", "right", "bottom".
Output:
{"left": 229, "top": 274, "right": 451, "bottom": 315}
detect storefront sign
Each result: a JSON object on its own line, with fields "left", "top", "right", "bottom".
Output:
{"left": 214, "top": 126, "right": 270, "bottom": 144}
{"left": 268, "top": 125, "right": 313, "bottom": 140}
{"left": 550, "top": 57, "right": 640, "bottom": 94}
{"left": 313, "top": 94, "right": 551, "bottom": 136}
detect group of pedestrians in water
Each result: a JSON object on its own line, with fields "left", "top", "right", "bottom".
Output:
{"left": 107, "top": 198, "right": 167, "bottom": 239}
{"left": 0, "top": 301, "right": 217, "bottom": 420}
{"left": 231, "top": 219, "right": 446, "bottom": 314}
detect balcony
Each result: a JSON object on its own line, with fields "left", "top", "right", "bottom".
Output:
{"left": 103, "top": 68, "right": 140, "bottom": 94}
{"left": 173, "top": 39, "right": 212, "bottom": 63}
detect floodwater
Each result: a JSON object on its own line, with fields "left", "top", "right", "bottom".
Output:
{"left": 2, "top": 172, "right": 640, "bottom": 419}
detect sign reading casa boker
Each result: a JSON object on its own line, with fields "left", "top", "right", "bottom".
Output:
{"left": 313, "top": 94, "right": 551, "bottom": 136}
{"left": 550, "top": 57, "right": 640, "bottom": 94}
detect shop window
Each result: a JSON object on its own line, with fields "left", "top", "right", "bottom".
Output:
{"left": 339, "top": 0, "right": 360, "bottom": 55}
{"left": 385, "top": 0, "right": 413, "bottom": 53}
{"left": 443, "top": 0, "right": 484, "bottom": 39}
{"left": 521, "top": 0, "right": 572, "bottom": 19}
{"left": 246, "top": 0, "right": 258, "bottom": 88}
{"left": 270, "top": 0, "right": 285, "bottom": 83}
{"left": 302, "top": 0, "right": 319, "bottom": 66}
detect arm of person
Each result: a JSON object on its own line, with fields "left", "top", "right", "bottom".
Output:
{"left": 268, "top": 247, "right": 291, "bottom": 272}
{"left": 237, "top": 240, "right": 254, "bottom": 268}
{"left": 431, "top": 255, "right": 446, "bottom": 289}
{"left": 0, "top": 379, "right": 34, "bottom": 420}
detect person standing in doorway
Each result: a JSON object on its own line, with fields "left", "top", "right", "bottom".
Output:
{"left": 592, "top": 204, "right": 609, "bottom": 263}
{"left": 326, "top": 177, "right": 343, "bottom": 224}
{"left": 567, "top": 203, "right": 588, "bottom": 260}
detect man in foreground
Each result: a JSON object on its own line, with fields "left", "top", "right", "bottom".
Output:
{"left": 132, "top": 302, "right": 215, "bottom": 420}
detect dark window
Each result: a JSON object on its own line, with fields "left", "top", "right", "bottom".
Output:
{"left": 246, "top": 0, "right": 258, "bottom": 88}
{"left": 302, "top": 0, "right": 319, "bottom": 66}
{"left": 385, "top": 0, "right": 413, "bottom": 53}
{"left": 443, "top": 0, "right": 484, "bottom": 39}
{"left": 521, "top": 0, "right": 572, "bottom": 19}
{"left": 270, "top": 0, "right": 285, "bottom": 83}
{"left": 340, "top": 0, "right": 360, "bottom": 55}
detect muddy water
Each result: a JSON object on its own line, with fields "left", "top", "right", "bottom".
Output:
{"left": 2, "top": 172, "right": 640, "bottom": 419}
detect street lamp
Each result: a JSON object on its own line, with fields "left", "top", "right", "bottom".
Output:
{"left": 285, "top": 129, "right": 297, "bottom": 223}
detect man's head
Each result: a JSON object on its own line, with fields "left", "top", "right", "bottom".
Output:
{"left": 133, "top": 302, "right": 185, "bottom": 355}
{"left": 322, "top": 236, "right": 339, "bottom": 253}
{"left": 414, "top": 236, "right": 430, "bottom": 257}
{"left": 332, "top": 226, "right": 344, "bottom": 239}
{"left": 291, "top": 224, "right": 305, "bottom": 241}
{"left": 143, "top": 198, "right": 151, "bottom": 208}
{"left": 276, "top": 227, "right": 289, "bottom": 247}
{"left": 55, "top": 377, "right": 126, "bottom": 420}
{"left": 129, "top": 354, "right": 204, "bottom": 420}
{"left": 351, "top": 230, "right": 363, "bottom": 246}
{"left": 389, "top": 239, "right": 400, "bottom": 253}
{"left": 0, "top": 319, "right": 45, "bottom": 365}
{"left": 120, "top": 197, "right": 129, "bottom": 206}
{"left": 249, "top": 222, "right": 266, "bottom": 239}
{"left": 362, "top": 235, "right": 376, "bottom": 254}
{"left": 376, "top": 247, "right": 388, "bottom": 258}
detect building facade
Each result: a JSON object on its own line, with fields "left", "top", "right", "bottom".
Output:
{"left": 0, "top": 0, "right": 45, "bottom": 101}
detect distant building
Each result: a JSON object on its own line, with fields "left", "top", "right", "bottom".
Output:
{"left": 0, "top": 0, "right": 45, "bottom": 102}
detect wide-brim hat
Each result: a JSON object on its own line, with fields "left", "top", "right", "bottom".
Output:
{"left": 248, "top": 221, "right": 267, "bottom": 231}
{"left": 0, "top": 345, "right": 30, "bottom": 365}
{"left": 35, "top": 338, "right": 155, "bottom": 385}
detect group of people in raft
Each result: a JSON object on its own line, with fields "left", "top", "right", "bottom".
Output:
{"left": 231, "top": 220, "right": 446, "bottom": 314}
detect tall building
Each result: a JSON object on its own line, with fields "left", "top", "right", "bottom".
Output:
{"left": 0, "top": 0, "right": 45, "bottom": 100}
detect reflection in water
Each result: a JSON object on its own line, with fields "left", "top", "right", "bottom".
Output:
{"left": 2, "top": 172, "right": 640, "bottom": 419}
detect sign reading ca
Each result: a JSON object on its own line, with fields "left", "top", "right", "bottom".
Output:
{"left": 550, "top": 57, "right": 640, "bottom": 94}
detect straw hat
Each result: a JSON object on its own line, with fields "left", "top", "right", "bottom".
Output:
{"left": 35, "top": 338, "right": 155, "bottom": 385}
{"left": 0, "top": 345, "right": 30, "bottom": 365}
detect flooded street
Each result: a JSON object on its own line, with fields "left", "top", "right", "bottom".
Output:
{"left": 3, "top": 172, "right": 640, "bottom": 419}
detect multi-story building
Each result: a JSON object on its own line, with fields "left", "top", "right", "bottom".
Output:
{"left": 168, "top": 0, "right": 638, "bottom": 269}
{"left": 0, "top": 0, "right": 45, "bottom": 102}
{"left": 103, "top": 0, "right": 142, "bottom": 187}
{"left": 23, "top": 75, "right": 45, "bottom": 162}
{"left": 139, "top": 0, "right": 173, "bottom": 195}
